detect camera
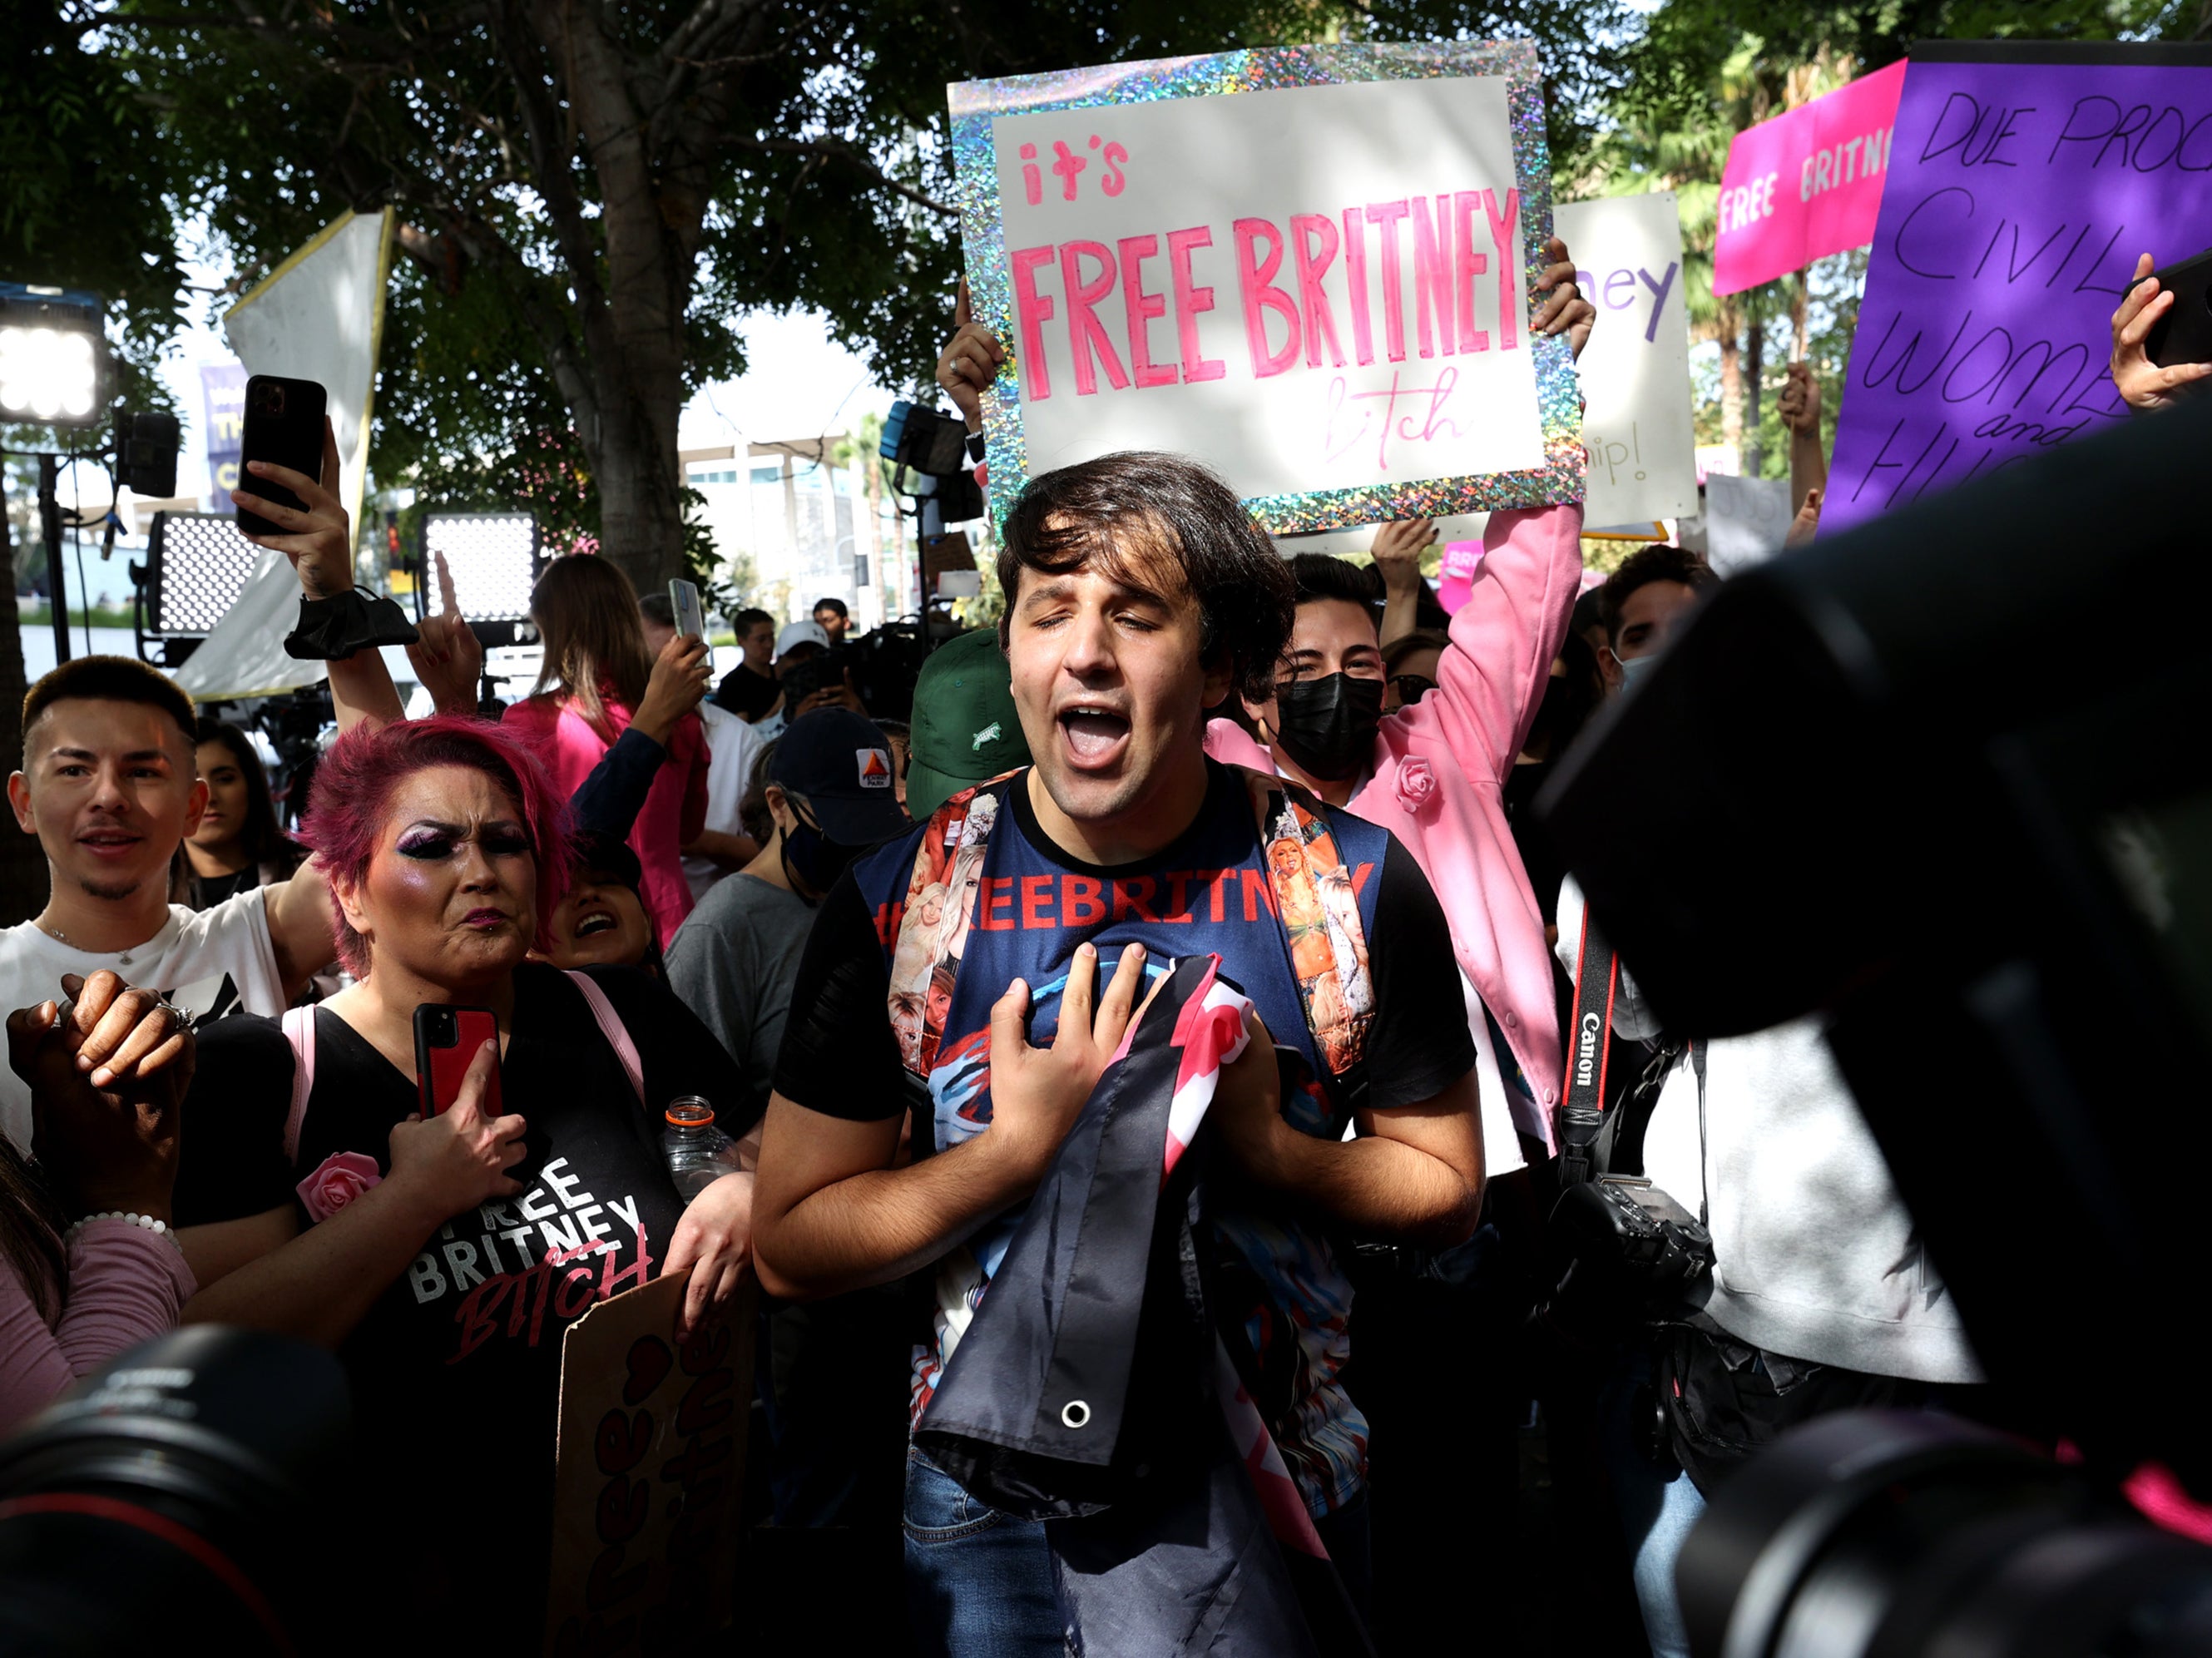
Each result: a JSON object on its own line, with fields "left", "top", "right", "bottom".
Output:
{"left": 247, "top": 379, "right": 286, "bottom": 418}
{"left": 1538, "top": 368, "right": 2212, "bottom": 1651}
{"left": 0, "top": 1326, "right": 351, "bottom": 1655}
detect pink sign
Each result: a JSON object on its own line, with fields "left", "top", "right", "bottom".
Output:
{"left": 1712, "top": 60, "right": 1908, "bottom": 295}
{"left": 1434, "top": 540, "right": 1485, "bottom": 615}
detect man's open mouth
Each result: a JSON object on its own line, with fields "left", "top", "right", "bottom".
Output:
{"left": 1057, "top": 705, "right": 1131, "bottom": 768}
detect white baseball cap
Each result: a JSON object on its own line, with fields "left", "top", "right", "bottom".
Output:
{"left": 776, "top": 619, "right": 832, "bottom": 657}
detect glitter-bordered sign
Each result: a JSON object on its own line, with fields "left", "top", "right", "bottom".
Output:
{"left": 949, "top": 42, "right": 1586, "bottom": 535}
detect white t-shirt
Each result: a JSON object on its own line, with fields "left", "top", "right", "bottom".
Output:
{"left": 682, "top": 701, "right": 761, "bottom": 903}
{"left": 0, "top": 890, "right": 287, "bottom": 1153}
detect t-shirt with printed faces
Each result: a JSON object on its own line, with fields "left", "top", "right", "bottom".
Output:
{"left": 773, "top": 760, "right": 1474, "bottom": 1519}
{"left": 0, "top": 890, "right": 286, "bottom": 1154}
{"left": 176, "top": 963, "right": 748, "bottom": 1636}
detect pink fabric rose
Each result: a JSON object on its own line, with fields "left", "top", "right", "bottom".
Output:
{"left": 297, "top": 1151, "right": 384, "bottom": 1223}
{"left": 1393, "top": 756, "right": 1438, "bottom": 816}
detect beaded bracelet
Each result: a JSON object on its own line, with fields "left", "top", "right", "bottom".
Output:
{"left": 66, "top": 1211, "right": 185, "bottom": 1253}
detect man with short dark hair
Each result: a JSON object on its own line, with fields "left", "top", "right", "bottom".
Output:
{"left": 1, "top": 658, "right": 348, "bottom": 1152}
{"left": 1596, "top": 543, "right": 1714, "bottom": 693}
{"left": 713, "top": 606, "right": 782, "bottom": 721}
{"left": 812, "top": 595, "right": 850, "bottom": 645}
{"left": 754, "top": 449, "right": 1484, "bottom": 1653}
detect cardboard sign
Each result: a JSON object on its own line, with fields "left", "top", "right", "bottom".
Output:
{"left": 950, "top": 42, "right": 1586, "bottom": 535}
{"left": 1556, "top": 192, "right": 1700, "bottom": 526}
{"left": 542, "top": 1268, "right": 755, "bottom": 1656}
{"left": 1715, "top": 62, "right": 1908, "bottom": 295}
{"left": 1824, "top": 42, "right": 2212, "bottom": 537}
{"left": 1702, "top": 472, "right": 1794, "bottom": 576}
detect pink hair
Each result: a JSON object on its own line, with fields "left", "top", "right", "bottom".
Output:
{"left": 301, "top": 715, "right": 570, "bottom": 977}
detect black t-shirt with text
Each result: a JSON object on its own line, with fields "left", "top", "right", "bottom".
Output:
{"left": 177, "top": 963, "right": 747, "bottom": 1635}
{"left": 772, "top": 760, "right": 1473, "bottom": 1517}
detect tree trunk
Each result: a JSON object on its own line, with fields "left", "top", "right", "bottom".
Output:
{"left": 587, "top": 376, "right": 688, "bottom": 591}
{"left": 0, "top": 505, "right": 45, "bottom": 926}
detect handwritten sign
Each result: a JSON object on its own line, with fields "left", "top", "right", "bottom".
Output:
{"left": 951, "top": 43, "right": 1585, "bottom": 534}
{"left": 1702, "top": 472, "right": 1793, "bottom": 576}
{"left": 1556, "top": 192, "right": 1699, "bottom": 527}
{"left": 1825, "top": 42, "right": 2212, "bottom": 537}
{"left": 1715, "top": 62, "right": 1907, "bottom": 296}
{"left": 543, "top": 1269, "right": 755, "bottom": 1656}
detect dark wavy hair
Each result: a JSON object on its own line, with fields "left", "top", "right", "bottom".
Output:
{"left": 996, "top": 451, "right": 1295, "bottom": 705}
{"left": 1598, "top": 544, "right": 1715, "bottom": 645}
{"left": 300, "top": 716, "right": 569, "bottom": 977}
{"left": 193, "top": 717, "right": 298, "bottom": 874}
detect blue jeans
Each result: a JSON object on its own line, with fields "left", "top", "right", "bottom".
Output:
{"left": 1600, "top": 1351, "right": 1705, "bottom": 1658}
{"left": 902, "top": 1449, "right": 1061, "bottom": 1658}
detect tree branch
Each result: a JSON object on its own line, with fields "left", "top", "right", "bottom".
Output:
{"left": 725, "top": 135, "right": 957, "bottom": 217}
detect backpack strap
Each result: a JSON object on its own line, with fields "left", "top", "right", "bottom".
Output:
{"left": 566, "top": 969, "right": 646, "bottom": 1110}
{"left": 280, "top": 1005, "right": 317, "bottom": 1165}
{"left": 888, "top": 778, "right": 1012, "bottom": 1079}
{"left": 1235, "top": 767, "right": 1375, "bottom": 1086}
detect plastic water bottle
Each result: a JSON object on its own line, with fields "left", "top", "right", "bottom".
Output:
{"left": 663, "top": 1096, "right": 740, "bottom": 1202}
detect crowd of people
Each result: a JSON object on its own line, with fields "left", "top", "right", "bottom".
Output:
{"left": 0, "top": 240, "right": 2204, "bottom": 1656}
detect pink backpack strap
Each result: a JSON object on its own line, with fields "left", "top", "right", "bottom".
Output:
{"left": 565, "top": 970, "right": 645, "bottom": 1111}
{"left": 280, "top": 1005, "right": 318, "bottom": 1164}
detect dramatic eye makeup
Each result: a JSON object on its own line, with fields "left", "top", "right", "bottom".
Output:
{"left": 393, "top": 820, "right": 533, "bottom": 861}
{"left": 396, "top": 827, "right": 456, "bottom": 860}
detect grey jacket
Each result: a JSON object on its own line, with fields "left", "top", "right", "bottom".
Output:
{"left": 1558, "top": 880, "right": 1982, "bottom": 1385}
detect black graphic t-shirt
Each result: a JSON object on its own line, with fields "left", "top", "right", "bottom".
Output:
{"left": 179, "top": 963, "right": 747, "bottom": 1634}
{"left": 774, "top": 760, "right": 1473, "bottom": 1515}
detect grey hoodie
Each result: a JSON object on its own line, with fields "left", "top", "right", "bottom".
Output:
{"left": 1557, "top": 880, "right": 1982, "bottom": 1385}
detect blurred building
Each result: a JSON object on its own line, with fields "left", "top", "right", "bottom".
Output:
{"left": 682, "top": 435, "right": 908, "bottom": 632}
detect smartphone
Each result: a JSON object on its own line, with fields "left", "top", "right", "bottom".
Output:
{"left": 2127, "top": 248, "right": 2212, "bottom": 371}
{"left": 669, "top": 577, "right": 705, "bottom": 643}
{"left": 413, "top": 1004, "right": 502, "bottom": 1118}
{"left": 236, "top": 374, "right": 328, "bottom": 536}
{"left": 779, "top": 645, "right": 848, "bottom": 712}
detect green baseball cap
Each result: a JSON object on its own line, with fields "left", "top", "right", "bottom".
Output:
{"left": 907, "top": 627, "right": 1030, "bottom": 819}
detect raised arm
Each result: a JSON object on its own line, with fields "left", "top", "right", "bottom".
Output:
{"left": 231, "top": 418, "right": 407, "bottom": 735}
{"left": 1390, "top": 237, "right": 1591, "bottom": 783}
{"left": 1374, "top": 518, "right": 1438, "bottom": 652}
{"left": 1779, "top": 361, "right": 1828, "bottom": 516}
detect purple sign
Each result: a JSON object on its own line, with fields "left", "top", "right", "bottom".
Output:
{"left": 1826, "top": 42, "right": 2212, "bottom": 537}
{"left": 200, "top": 363, "right": 246, "bottom": 504}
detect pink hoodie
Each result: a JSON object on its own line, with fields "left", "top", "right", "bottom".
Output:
{"left": 1206, "top": 502, "right": 1581, "bottom": 1147}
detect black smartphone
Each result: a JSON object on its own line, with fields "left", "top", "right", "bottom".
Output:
{"left": 2127, "top": 248, "right": 2212, "bottom": 372}
{"left": 236, "top": 374, "right": 328, "bottom": 537}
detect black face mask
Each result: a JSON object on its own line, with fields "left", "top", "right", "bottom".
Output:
{"left": 781, "top": 819, "right": 864, "bottom": 898}
{"left": 1272, "top": 672, "right": 1385, "bottom": 781}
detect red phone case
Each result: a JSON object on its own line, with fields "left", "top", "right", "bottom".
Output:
{"left": 418, "top": 1007, "right": 502, "bottom": 1117}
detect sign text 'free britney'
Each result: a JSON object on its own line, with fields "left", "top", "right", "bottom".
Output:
{"left": 954, "top": 49, "right": 1586, "bottom": 532}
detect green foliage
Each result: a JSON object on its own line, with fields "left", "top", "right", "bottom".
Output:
{"left": 0, "top": 0, "right": 187, "bottom": 440}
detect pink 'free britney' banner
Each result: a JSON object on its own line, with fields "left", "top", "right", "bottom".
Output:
{"left": 1713, "top": 60, "right": 1908, "bottom": 296}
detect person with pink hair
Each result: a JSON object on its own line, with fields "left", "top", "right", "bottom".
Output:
{"left": 167, "top": 714, "right": 752, "bottom": 1645}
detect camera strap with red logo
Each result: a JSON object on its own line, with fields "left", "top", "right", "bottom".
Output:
{"left": 1559, "top": 908, "right": 1621, "bottom": 1188}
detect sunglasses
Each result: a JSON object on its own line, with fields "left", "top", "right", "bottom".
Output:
{"left": 1387, "top": 673, "right": 1438, "bottom": 705}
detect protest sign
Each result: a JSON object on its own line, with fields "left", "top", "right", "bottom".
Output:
{"left": 1824, "top": 42, "right": 2212, "bottom": 537}
{"left": 198, "top": 364, "right": 245, "bottom": 506}
{"left": 1715, "top": 61, "right": 1908, "bottom": 295}
{"left": 1556, "top": 192, "right": 1699, "bottom": 526}
{"left": 542, "top": 1268, "right": 755, "bottom": 1656}
{"left": 1703, "top": 471, "right": 1793, "bottom": 576}
{"left": 950, "top": 43, "right": 1586, "bottom": 535}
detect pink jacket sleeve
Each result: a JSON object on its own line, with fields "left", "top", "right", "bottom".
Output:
{"left": 1394, "top": 502, "right": 1583, "bottom": 783}
{"left": 0, "top": 1220, "right": 196, "bottom": 1436}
